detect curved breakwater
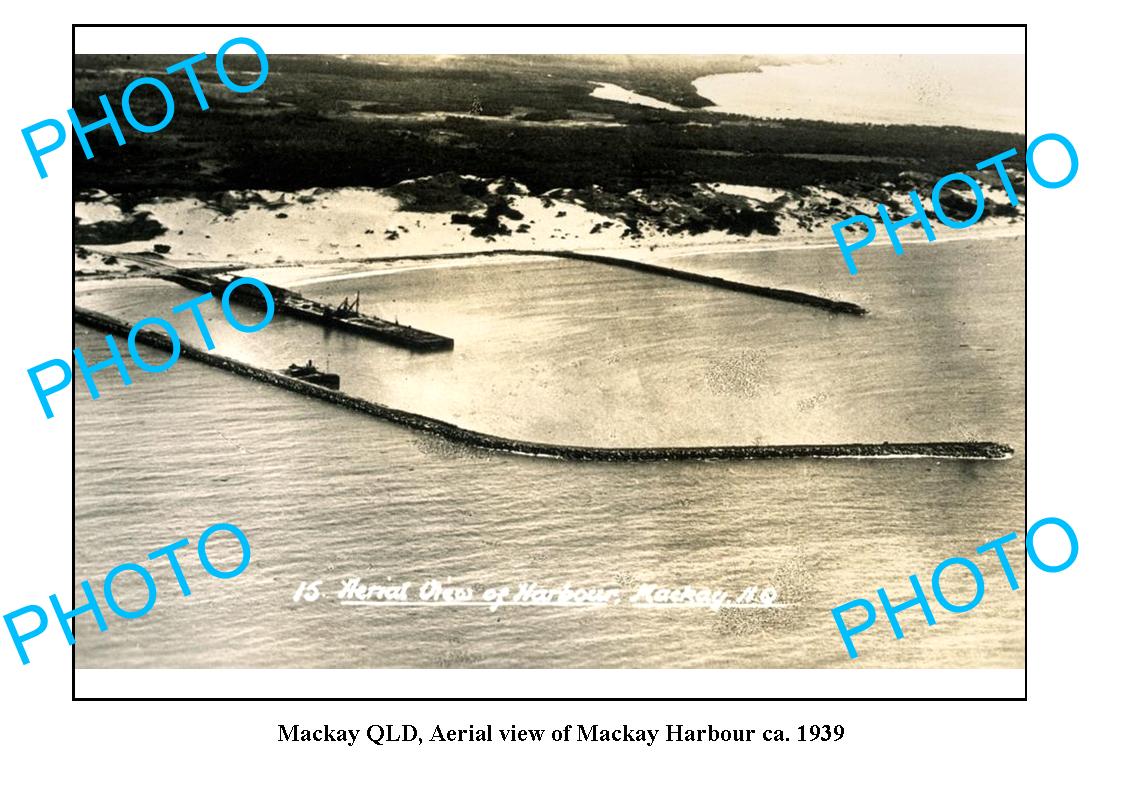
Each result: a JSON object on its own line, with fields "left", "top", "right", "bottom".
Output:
{"left": 75, "top": 307, "right": 1010, "bottom": 462}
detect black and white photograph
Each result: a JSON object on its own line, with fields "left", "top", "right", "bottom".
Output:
{"left": 72, "top": 47, "right": 1026, "bottom": 671}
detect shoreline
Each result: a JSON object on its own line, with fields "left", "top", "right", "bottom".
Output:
{"left": 224, "top": 249, "right": 867, "bottom": 315}
{"left": 74, "top": 183, "right": 1025, "bottom": 282}
{"left": 632, "top": 224, "right": 1025, "bottom": 262}
{"left": 272, "top": 229, "right": 1023, "bottom": 291}
{"left": 80, "top": 226, "right": 1026, "bottom": 288}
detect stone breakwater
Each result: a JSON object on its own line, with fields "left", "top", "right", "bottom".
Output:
{"left": 541, "top": 251, "right": 868, "bottom": 316}
{"left": 346, "top": 249, "right": 869, "bottom": 316}
{"left": 75, "top": 307, "right": 1010, "bottom": 461}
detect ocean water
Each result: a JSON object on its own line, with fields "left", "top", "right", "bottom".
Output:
{"left": 74, "top": 236, "right": 1025, "bottom": 668}
{"left": 693, "top": 55, "right": 1025, "bottom": 133}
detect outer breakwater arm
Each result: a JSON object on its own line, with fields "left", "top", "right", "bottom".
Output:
{"left": 76, "top": 307, "right": 1008, "bottom": 462}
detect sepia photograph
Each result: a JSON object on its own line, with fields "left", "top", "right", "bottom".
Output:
{"left": 72, "top": 46, "right": 1026, "bottom": 671}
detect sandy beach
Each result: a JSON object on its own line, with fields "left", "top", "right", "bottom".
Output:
{"left": 75, "top": 181, "right": 1025, "bottom": 286}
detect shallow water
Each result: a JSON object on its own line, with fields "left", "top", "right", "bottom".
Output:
{"left": 589, "top": 82, "right": 684, "bottom": 112}
{"left": 694, "top": 56, "right": 1025, "bottom": 133}
{"left": 74, "top": 237, "right": 1024, "bottom": 668}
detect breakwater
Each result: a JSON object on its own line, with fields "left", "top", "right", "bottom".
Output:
{"left": 346, "top": 248, "right": 868, "bottom": 316}
{"left": 75, "top": 307, "right": 1009, "bottom": 462}
{"left": 540, "top": 251, "right": 868, "bottom": 316}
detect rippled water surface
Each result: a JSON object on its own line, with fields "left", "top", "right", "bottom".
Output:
{"left": 75, "top": 237, "right": 1025, "bottom": 669}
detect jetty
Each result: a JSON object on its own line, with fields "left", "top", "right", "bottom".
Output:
{"left": 161, "top": 269, "right": 454, "bottom": 352}
{"left": 76, "top": 307, "right": 1010, "bottom": 462}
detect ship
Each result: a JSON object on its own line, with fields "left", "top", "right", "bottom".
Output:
{"left": 160, "top": 269, "right": 454, "bottom": 352}
{"left": 278, "top": 360, "right": 340, "bottom": 390}
{"left": 76, "top": 306, "right": 1017, "bottom": 464}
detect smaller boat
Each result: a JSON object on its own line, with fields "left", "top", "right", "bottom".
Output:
{"left": 278, "top": 359, "right": 340, "bottom": 390}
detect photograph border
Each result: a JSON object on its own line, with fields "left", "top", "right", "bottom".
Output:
{"left": 67, "top": 20, "right": 1028, "bottom": 700}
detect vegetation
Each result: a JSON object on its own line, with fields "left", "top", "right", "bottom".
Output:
{"left": 72, "top": 54, "right": 1026, "bottom": 238}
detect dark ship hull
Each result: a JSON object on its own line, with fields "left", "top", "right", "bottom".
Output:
{"left": 277, "top": 361, "right": 340, "bottom": 390}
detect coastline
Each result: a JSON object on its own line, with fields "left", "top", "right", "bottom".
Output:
{"left": 75, "top": 183, "right": 1026, "bottom": 286}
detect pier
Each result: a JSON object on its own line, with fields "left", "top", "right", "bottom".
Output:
{"left": 161, "top": 270, "right": 454, "bottom": 352}
{"left": 76, "top": 307, "right": 1009, "bottom": 462}
{"left": 109, "top": 247, "right": 865, "bottom": 324}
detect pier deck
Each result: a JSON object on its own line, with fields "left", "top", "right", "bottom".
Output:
{"left": 162, "top": 270, "right": 454, "bottom": 352}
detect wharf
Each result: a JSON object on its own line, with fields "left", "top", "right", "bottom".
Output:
{"left": 161, "top": 270, "right": 454, "bottom": 352}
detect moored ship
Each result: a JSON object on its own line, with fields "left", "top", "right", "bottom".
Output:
{"left": 278, "top": 360, "right": 340, "bottom": 390}
{"left": 160, "top": 269, "right": 454, "bottom": 352}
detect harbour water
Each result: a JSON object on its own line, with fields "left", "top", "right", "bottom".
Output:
{"left": 75, "top": 236, "right": 1025, "bottom": 668}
